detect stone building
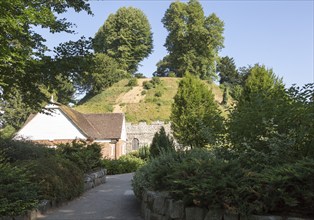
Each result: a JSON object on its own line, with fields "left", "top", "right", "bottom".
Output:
{"left": 125, "top": 121, "right": 172, "bottom": 152}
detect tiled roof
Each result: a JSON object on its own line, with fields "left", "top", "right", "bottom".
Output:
{"left": 39, "top": 103, "right": 124, "bottom": 140}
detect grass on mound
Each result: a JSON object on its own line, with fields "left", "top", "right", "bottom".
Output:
{"left": 75, "top": 79, "right": 131, "bottom": 113}
{"left": 125, "top": 77, "right": 179, "bottom": 123}
{"left": 74, "top": 77, "right": 231, "bottom": 123}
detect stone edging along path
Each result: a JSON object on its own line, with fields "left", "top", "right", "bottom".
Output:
{"left": 140, "top": 190, "right": 313, "bottom": 220}
{"left": 1, "top": 169, "right": 107, "bottom": 220}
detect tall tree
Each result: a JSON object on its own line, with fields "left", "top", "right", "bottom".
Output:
{"left": 171, "top": 74, "right": 224, "bottom": 148}
{"left": 93, "top": 7, "right": 153, "bottom": 74}
{"left": 159, "top": 0, "right": 224, "bottom": 79}
{"left": 0, "top": 0, "right": 92, "bottom": 110}
{"left": 228, "top": 64, "right": 286, "bottom": 149}
{"left": 228, "top": 65, "right": 314, "bottom": 162}
{"left": 217, "top": 56, "right": 239, "bottom": 85}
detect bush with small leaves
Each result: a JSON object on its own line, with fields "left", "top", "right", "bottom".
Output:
{"left": 57, "top": 141, "right": 103, "bottom": 173}
{"left": 154, "top": 91, "right": 162, "bottom": 97}
{"left": 102, "top": 154, "right": 145, "bottom": 175}
{"left": 143, "top": 81, "right": 154, "bottom": 90}
{"left": 127, "top": 78, "right": 138, "bottom": 87}
{"left": 0, "top": 152, "right": 38, "bottom": 217}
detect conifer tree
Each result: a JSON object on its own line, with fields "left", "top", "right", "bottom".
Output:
{"left": 171, "top": 74, "right": 224, "bottom": 148}
{"left": 150, "top": 127, "right": 175, "bottom": 157}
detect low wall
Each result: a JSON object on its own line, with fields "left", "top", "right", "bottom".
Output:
{"left": 83, "top": 169, "right": 107, "bottom": 191}
{"left": 141, "top": 190, "right": 312, "bottom": 220}
{"left": 1, "top": 169, "right": 107, "bottom": 220}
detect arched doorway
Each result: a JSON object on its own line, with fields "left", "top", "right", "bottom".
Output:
{"left": 132, "top": 138, "right": 139, "bottom": 150}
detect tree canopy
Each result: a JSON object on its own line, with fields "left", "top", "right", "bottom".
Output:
{"left": 86, "top": 53, "right": 128, "bottom": 95}
{"left": 156, "top": 0, "right": 224, "bottom": 79}
{"left": 93, "top": 7, "right": 153, "bottom": 74}
{"left": 171, "top": 74, "right": 224, "bottom": 148}
{"left": 0, "top": 0, "right": 92, "bottom": 110}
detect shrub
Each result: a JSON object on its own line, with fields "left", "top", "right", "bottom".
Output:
{"left": 151, "top": 76, "right": 161, "bottom": 86}
{"left": 129, "top": 146, "right": 150, "bottom": 160}
{"left": 57, "top": 141, "right": 102, "bottom": 173}
{"left": 132, "top": 149, "right": 314, "bottom": 217}
{"left": 168, "top": 72, "right": 176, "bottom": 77}
{"left": 103, "top": 154, "right": 145, "bottom": 175}
{"left": 0, "top": 139, "right": 86, "bottom": 212}
{"left": 0, "top": 153, "right": 38, "bottom": 217}
{"left": 0, "top": 139, "right": 55, "bottom": 163}
{"left": 24, "top": 157, "right": 84, "bottom": 202}
{"left": 134, "top": 73, "right": 146, "bottom": 78}
{"left": 127, "top": 78, "right": 138, "bottom": 87}
{"left": 154, "top": 91, "right": 162, "bottom": 97}
{"left": 141, "top": 90, "right": 146, "bottom": 96}
{"left": 256, "top": 159, "right": 314, "bottom": 216}
{"left": 143, "top": 81, "right": 153, "bottom": 90}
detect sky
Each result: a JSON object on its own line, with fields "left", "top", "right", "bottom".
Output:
{"left": 39, "top": 0, "right": 314, "bottom": 87}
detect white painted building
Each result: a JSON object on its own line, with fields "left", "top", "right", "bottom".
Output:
{"left": 15, "top": 102, "right": 127, "bottom": 159}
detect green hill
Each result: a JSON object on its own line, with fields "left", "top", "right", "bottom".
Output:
{"left": 75, "top": 77, "right": 228, "bottom": 123}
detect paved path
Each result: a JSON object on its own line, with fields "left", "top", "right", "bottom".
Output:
{"left": 38, "top": 173, "right": 143, "bottom": 220}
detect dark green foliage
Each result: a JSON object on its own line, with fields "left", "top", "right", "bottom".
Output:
{"left": 228, "top": 65, "right": 314, "bottom": 160}
{"left": 217, "top": 56, "right": 240, "bottom": 85}
{"left": 134, "top": 64, "right": 314, "bottom": 217}
{"left": 0, "top": 0, "right": 91, "bottom": 110}
{"left": 0, "top": 125, "right": 16, "bottom": 139}
{"left": 217, "top": 56, "right": 244, "bottom": 101}
{"left": 0, "top": 90, "right": 33, "bottom": 130}
{"left": 0, "top": 139, "right": 94, "bottom": 215}
{"left": 150, "top": 127, "right": 175, "bottom": 157}
{"left": 221, "top": 86, "right": 229, "bottom": 105}
{"left": 228, "top": 64, "right": 286, "bottom": 149}
{"left": 57, "top": 141, "right": 103, "bottom": 173}
{"left": 160, "top": 0, "right": 224, "bottom": 79}
{"left": 0, "top": 139, "right": 55, "bottom": 163}
{"left": 0, "top": 153, "right": 38, "bottom": 217}
{"left": 154, "top": 91, "right": 162, "bottom": 97}
{"left": 87, "top": 53, "right": 128, "bottom": 95}
{"left": 0, "top": 140, "right": 84, "bottom": 203}
{"left": 93, "top": 7, "right": 153, "bottom": 74}
{"left": 154, "top": 55, "right": 171, "bottom": 77}
{"left": 127, "top": 78, "right": 138, "bottom": 87}
{"left": 171, "top": 74, "right": 224, "bottom": 148}
{"left": 250, "top": 159, "right": 314, "bottom": 216}
{"left": 25, "top": 157, "right": 84, "bottom": 202}
{"left": 143, "top": 77, "right": 162, "bottom": 90}
{"left": 102, "top": 154, "right": 145, "bottom": 175}
{"left": 52, "top": 36, "right": 94, "bottom": 103}
{"left": 132, "top": 149, "right": 314, "bottom": 217}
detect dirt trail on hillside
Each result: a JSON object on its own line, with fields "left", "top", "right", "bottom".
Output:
{"left": 113, "top": 78, "right": 150, "bottom": 113}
